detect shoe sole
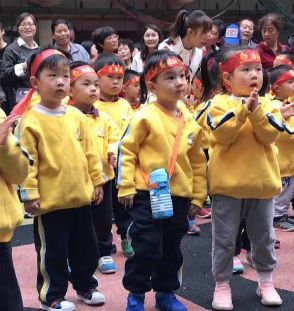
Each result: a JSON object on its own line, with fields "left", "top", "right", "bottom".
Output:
{"left": 187, "top": 231, "right": 201, "bottom": 236}
{"left": 256, "top": 288, "right": 283, "bottom": 306}
{"left": 99, "top": 269, "right": 117, "bottom": 274}
{"left": 232, "top": 268, "right": 244, "bottom": 274}
{"left": 196, "top": 214, "right": 211, "bottom": 219}
{"left": 155, "top": 303, "right": 187, "bottom": 311}
{"left": 211, "top": 302, "right": 233, "bottom": 310}
{"left": 40, "top": 304, "right": 76, "bottom": 311}
{"left": 77, "top": 295, "right": 105, "bottom": 305}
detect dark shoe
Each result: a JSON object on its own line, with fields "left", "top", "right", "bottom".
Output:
{"left": 155, "top": 292, "right": 187, "bottom": 311}
{"left": 126, "top": 293, "right": 145, "bottom": 311}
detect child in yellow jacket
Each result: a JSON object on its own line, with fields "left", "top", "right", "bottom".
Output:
{"left": 69, "top": 60, "right": 120, "bottom": 274}
{"left": 268, "top": 65, "right": 294, "bottom": 230}
{"left": 208, "top": 47, "right": 284, "bottom": 310}
{"left": 0, "top": 110, "right": 31, "bottom": 311}
{"left": 17, "top": 47, "right": 106, "bottom": 311}
{"left": 117, "top": 50, "right": 207, "bottom": 311}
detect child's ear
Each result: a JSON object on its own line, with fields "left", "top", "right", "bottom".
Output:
{"left": 222, "top": 72, "right": 233, "bottom": 87}
{"left": 30, "top": 76, "right": 38, "bottom": 89}
{"left": 272, "top": 85, "right": 279, "bottom": 95}
{"left": 147, "top": 81, "right": 156, "bottom": 93}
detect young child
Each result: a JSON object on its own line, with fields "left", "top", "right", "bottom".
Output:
{"left": 17, "top": 47, "right": 106, "bottom": 311}
{"left": 269, "top": 65, "right": 294, "bottom": 231}
{"left": 208, "top": 47, "right": 283, "bottom": 310}
{"left": 122, "top": 69, "right": 141, "bottom": 111}
{"left": 0, "top": 110, "right": 31, "bottom": 311}
{"left": 94, "top": 53, "right": 134, "bottom": 257}
{"left": 273, "top": 51, "right": 294, "bottom": 68}
{"left": 117, "top": 50, "right": 207, "bottom": 311}
{"left": 69, "top": 61, "right": 121, "bottom": 274}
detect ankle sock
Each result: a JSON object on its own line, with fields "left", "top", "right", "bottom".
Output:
{"left": 257, "top": 271, "right": 273, "bottom": 285}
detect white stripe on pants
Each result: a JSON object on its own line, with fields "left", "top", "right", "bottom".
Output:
{"left": 211, "top": 194, "right": 276, "bottom": 283}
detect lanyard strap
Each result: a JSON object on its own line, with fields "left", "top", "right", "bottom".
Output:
{"left": 140, "top": 113, "right": 185, "bottom": 189}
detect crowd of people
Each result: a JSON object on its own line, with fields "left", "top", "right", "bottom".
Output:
{"left": 0, "top": 8, "right": 294, "bottom": 311}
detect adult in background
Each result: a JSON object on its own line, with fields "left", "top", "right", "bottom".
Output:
{"left": 0, "top": 21, "right": 8, "bottom": 112}
{"left": 81, "top": 40, "right": 99, "bottom": 66}
{"left": 131, "top": 24, "right": 163, "bottom": 73}
{"left": 92, "top": 26, "right": 119, "bottom": 54}
{"left": 257, "top": 13, "right": 290, "bottom": 70}
{"left": 118, "top": 38, "right": 134, "bottom": 69}
{"left": 204, "top": 18, "right": 225, "bottom": 55}
{"left": 51, "top": 19, "right": 90, "bottom": 63}
{"left": 159, "top": 9, "right": 212, "bottom": 78}
{"left": 239, "top": 18, "right": 257, "bottom": 48}
{"left": 1, "top": 12, "right": 38, "bottom": 114}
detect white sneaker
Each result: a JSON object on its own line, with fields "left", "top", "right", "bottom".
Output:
{"left": 77, "top": 289, "right": 105, "bottom": 305}
{"left": 98, "top": 256, "right": 117, "bottom": 274}
{"left": 40, "top": 299, "right": 76, "bottom": 311}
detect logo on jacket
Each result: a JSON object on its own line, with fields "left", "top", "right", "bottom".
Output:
{"left": 187, "top": 133, "right": 195, "bottom": 146}
{"left": 76, "top": 128, "right": 82, "bottom": 141}
{"left": 97, "top": 127, "right": 105, "bottom": 138}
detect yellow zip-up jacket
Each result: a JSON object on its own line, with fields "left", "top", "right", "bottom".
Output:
{"left": 208, "top": 94, "right": 283, "bottom": 199}
{"left": 117, "top": 102, "right": 207, "bottom": 207}
{"left": 17, "top": 104, "right": 106, "bottom": 215}
{"left": 0, "top": 109, "right": 31, "bottom": 242}
{"left": 94, "top": 97, "right": 134, "bottom": 136}
{"left": 272, "top": 99, "right": 294, "bottom": 177}
{"left": 84, "top": 109, "right": 120, "bottom": 181}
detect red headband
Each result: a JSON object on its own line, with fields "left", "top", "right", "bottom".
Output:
{"left": 97, "top": 64, "right": 124, "bottom": 77}
{"left": 145, "top": 56, "right": 186, "bottom": 82}
{"left": 272, "top": 70, "right": 294, "bottom": 91}
{"left": 11, "top": 49, "right": 67, "bottom": 116}
{"left": 70, "top": 65, "right": 96, "bottom": 84}
{"left": 193, "top": 78, "right": 203, "bottom": 89}
{"left": 124, "top": 76, "right": 140, "bottom": 88}
{"left": 274, "top": 55, "right": 294, "bottom": 68}
{"left": 219, "top": 50, "right": 261, "bottom": 74}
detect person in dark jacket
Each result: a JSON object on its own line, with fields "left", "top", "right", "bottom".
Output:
{"left": 1, "top": 12, "right": 39, "bottom": 114}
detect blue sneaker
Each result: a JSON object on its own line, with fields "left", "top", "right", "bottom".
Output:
{"left": 98, "top": 256, "right": 117, "bottom": 274}
{"left": 126, "top": 293, "right": 145, "bottom": 311}
{"left": 155, "top": 292, "right": 187, "bottom": 311}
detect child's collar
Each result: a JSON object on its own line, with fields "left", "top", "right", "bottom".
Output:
{"left": 99, "top": 95, "right": 119, "bottom": 102}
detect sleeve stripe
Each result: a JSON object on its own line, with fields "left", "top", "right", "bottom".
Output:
{"left": 207, "top": 111, "right": 235, "bottom": 130}
{"left": 194, "top": 100, "right": 211, "bottom": 121}
{"left": 266, "top": 113, "right": 285, "bottom": 132}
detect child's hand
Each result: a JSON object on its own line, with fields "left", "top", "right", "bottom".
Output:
{"left": 118, "top": 195, "right": 134, "bottom": 209}
{"left": 189, "top": 204, "right": 201, "bottom": 216}
{"left": 245, "top": 88, "right": 259, "bottom": 112}
{"left": 94, "top": 186, "right": 104, "bottom": 205}
{"left": 0, "top": 115, "right": 18, "bottom": 146}
{"left": 280, "top": 100, "right": 294, "bottom": 120}
{"left": 24, "top": 199, "right": 40, "bottom": 214}
{"left": 108, "top": 152, "right": 117, "bottom": 169}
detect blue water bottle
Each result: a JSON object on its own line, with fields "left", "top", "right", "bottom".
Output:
{"left": 149, "top": 168, "right": 174, "bottom": 219}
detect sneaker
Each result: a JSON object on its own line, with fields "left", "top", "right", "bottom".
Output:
{"left": 195, "top": 207, "right": 211, "bottom": 219}
{"left": 275, "top": 239, "right": 281, "bottom": 249}
{"left": 155, "top": 292, "right": 187, "bottom": 311}
{"left": 233, "top": 256, "right": 244, "bottom": 274}
{"left": 256, "top": 282, "right": 282, "bottom": 306}
{"left": 40, "top": 298, "right": 76, "bottom": 311}
{"left": 98, "top": 256, "right": 117, "bottom": 274}
{"left": 77, "top": 288, "right": 105, "bottom": 305}
{"left": 121, "top": 238, "right": 134, "bottom": 257}
{"left": 244, "top": 252, "right": 253, "bottom": 267}
{"left": 24, "top": 212, "right": 33, "bottom": 219}
{"left": 212, "top": 283, "right": 233, "bottom": 311}
{"left": 126, "top": 293, "right": 145, "bottom": 311}
{"left": 187, "top": 220, "right": 201, "bottom": 235}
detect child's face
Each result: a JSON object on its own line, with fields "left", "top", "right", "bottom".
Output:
{"left": 98, "top": 72, "right": 123, "bottom": 97}
{"left": 31, "top": 63, "right": 70, "bottom": 107}
{"left": 224, "top": 62, "right": 263, "bottom": 97}
{"left": 70, "top": 73, "right": 99, "bottom": 105}
{"left": 124, "top": 80, "right": 140, "bottom": 101}
{"left": 275, "top": 78, "right": 294, "bottom": 101}
{"left": 149, "top": 66, "right": 187, "bottom": 104}
{"left": 118, "top": 44, "right": 132, "bottom": 62}
{"left": 191, "top": 78, "right": 204, "bottom": 99}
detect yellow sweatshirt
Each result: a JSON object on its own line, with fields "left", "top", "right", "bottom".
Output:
{"left": 272, "top": 99, "right": 294, "bottom": 177}
{"left": 94, "top": 97, "right": 134, "bottom": 136}
{"left": 207, "top": 94, "right": 283, "bottom": 199}
{"left": 0, "top": 109, "right": 31, "bottom": 242}
{"left": 84, "top": 108, "right": 120, "bottom": 181}
{"left": 17, "top": 104, "right": 106, "bottom": 215}
{"left": 117, "top": 102, "right": 207, "bottom": 207}
{"left": 194, "top": 100, "right": 212, "bottom": 150}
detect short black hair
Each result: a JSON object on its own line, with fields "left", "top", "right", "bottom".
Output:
{"left": 268, "top": 64, "right": 293, "bottom": 85}
{"left": 118, "top": 38, "right": 134, "bottom": 53}
{"left": 212, "top": 19, "right": 226, "bottom": 39}
{"left": 81, "top": 40, "right": 93, "bottom": 56}
{"left": 28, "top": 45, "right": 71, "bottom": 77}
{"left": 123, "top": 69, "right": 140, "bottom": 84}
{"left": 94, "top": 52, "right": 124, "bottom": 72}
{"left": 92, "top": 26, "right": 117, "bottom": 53}
{"left": 51, "top": 19, "right": 70, "bottom": 34}
{"left": 70, "top": 60, "right": 88, "bottom": 70}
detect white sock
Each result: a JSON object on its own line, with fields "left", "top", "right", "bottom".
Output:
{"left": 257, "top": 271, "right": 273, "bottom": 285}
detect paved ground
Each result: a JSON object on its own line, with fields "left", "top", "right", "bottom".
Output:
{"left": 13, "top": 217, "right": 294, "bottom": 311}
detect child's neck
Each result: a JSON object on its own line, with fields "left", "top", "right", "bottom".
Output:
{"left": 73, "top": 101, "right": 93, "bottom": 113}
{"left": 99, "top": 91, "right": 118, "bottom": 102}
{"left": 125, "top": 94, "right": 137, "bottom": 104}
{"left": 157, "top": 99, "right": 178, "bottom": 116}
{"left": 275, "top": 94, "right": 287, "bottom": 102}
{"left": 40, "top": 100, "right": 62, "bottom": 110}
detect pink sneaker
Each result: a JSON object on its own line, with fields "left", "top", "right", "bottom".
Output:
{"left": 196, "top": 207, "right": 211, "bottom": 219}
{"left": 256, "top": 282, "right": 282, "bottom": 306}
{"left": 212, "top": 283, "right": 233, "bottom": 310}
